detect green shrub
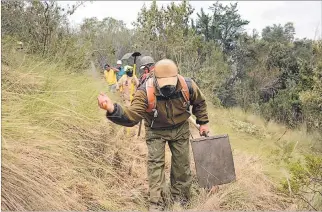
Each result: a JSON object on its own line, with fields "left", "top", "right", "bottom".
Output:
{"left": 281, "top": 154, "right": 322, "bottom": 210}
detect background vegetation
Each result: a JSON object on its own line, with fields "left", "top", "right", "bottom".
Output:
{"left": 2, "top": 0, "right": 321, "bottom": 210}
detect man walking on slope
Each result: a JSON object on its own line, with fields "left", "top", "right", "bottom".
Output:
{"left": 98, "top": 59, "right": 210, "bottom": 211}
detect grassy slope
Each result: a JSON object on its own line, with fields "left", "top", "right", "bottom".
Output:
{"left": 2, "top": 52, "right": 148, "bottom": 211}
{"left": 2, "top": 51, "right": 319, "bottom": 210}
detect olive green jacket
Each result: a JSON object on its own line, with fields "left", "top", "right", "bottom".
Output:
{"left": 106, "top": 77, "right": 209, "bottom": 129}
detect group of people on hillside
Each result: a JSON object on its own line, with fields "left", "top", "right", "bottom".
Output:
{"left": 99, "top": 56, "right": 210, "bottom": 211}
{"left": 103, "top": 57, "right": 155, "bottom": 106}
{"left": 103, "top": 60, "right": 138, "bottom": 106}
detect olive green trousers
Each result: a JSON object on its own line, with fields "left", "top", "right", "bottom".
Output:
{"left": 145, "top": 121, "right": 192, "bottom": 206}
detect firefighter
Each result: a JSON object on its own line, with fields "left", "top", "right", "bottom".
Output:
{"left": 98, "top": 59, "right": 209, "bottom": 211}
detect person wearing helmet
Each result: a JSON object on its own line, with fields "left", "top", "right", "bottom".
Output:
{"left": 116, "top": 65, "right": 139, "bottom": 106}
{"left": 138, "top": 56, "right": 155, "bottom": 87}
{"left": 98, "top": 59, "right": 209, "bottom": 211}
{"left": 115, "top": 60, "right": 125, "bottom": 81}
{"left": 103, "top": 64, "right": 117, "bottom": 93}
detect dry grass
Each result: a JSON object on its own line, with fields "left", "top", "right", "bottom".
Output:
{"left": 206, "top": 106, "right": 321, "bottom": 169}
{"left": 190, "top": 152, "right": 296, "bottom": 210}
{"left": 1, "top": 50, "right": 312, "bottom": 211}
{"left": 1, "top": 54, "right": 149, "bottom": 210}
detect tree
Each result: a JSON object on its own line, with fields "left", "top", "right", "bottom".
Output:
{"left": 79, "top": 17, "right": 133, "bottom": 68}
{"left": 209, "top": 1, "right": 249, "bottom": 53}
{"left": 1, "top": 0, "right": 85, "bottom": 56}
{"left": 134, "top": 0, "right": 196, "bottom": 63}
{"left": 262, "top": 22, "right": 295, "bottom": 43}
{"left": 300, "top": 41, "right": 322, "bottom": 131}
{"left": 196, "top": 8, "right": 211, "bottom": 41}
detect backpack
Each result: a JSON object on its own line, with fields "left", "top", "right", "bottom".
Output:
{"left": 145, "top": 74, "right": 192, "bottom": 113}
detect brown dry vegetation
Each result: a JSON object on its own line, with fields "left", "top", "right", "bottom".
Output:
{"left": 1, "top": 51, "right": 313, "bottom": 211}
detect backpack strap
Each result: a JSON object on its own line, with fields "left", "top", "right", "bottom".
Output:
{"left": 146, "top": 77, "right": 156, "bottom": 113}
{"left": 146, "top": 75, "right": 192, "bottom": 113}
{"left": 178, "top": 74, "right": 190, "bottom": 103}
{"left": 184, "top": 77, "right": 193, "bottom": 98}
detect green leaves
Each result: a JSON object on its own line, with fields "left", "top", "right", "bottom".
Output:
{"left": 196, "top": 2, "right": 249, "bottom": 52}
{"left": 282, "top": 154, "right": 322, "bottom": 209}
{"left": 262, "top": 22, "right": 295, "bottom": 43}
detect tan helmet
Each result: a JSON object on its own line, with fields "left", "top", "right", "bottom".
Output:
{"left": 140, "top": 56, "right": 155, "bottom": 67}
{"left": 154, "top": 59, "right": 178, "bottom": 87}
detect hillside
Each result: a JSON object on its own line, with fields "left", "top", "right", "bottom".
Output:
{"left": 3, "top": 50, "right": 321, "bottom": 211}
{"left": 2, "top": 0, "right": 322, "bottom": 210}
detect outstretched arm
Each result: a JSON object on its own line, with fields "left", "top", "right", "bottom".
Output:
{"left": 98, "top": 90, "right": 147, "bottom": 127}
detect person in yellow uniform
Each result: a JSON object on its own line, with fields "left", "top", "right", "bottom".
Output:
{"left": 103, "top": 64, "right": 118, "bottom": 93}
{"left": 116, "top": 65, "right": 139, "bottom": 106}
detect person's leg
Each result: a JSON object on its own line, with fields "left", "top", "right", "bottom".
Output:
{"left": 168, "top": 121, "right": 192, "bottom": 206}
{"left": 110, "top": 84, "right": 117, "bottom": 93}
{"left": 146, "top": 129, "right": 167, "bottom": 210}
{"left": 107, "top": 85, "right": 112, "bottom": 92}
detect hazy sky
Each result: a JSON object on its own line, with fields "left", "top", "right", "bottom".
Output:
{"left": 60, "top": 1, "right": 322, "bottom": 39}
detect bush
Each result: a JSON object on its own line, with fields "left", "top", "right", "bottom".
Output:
{"left": 281, "top": 154, "right": 322, "bottom": 210}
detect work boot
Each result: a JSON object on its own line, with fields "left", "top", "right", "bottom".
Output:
{"left": 172, "top": 196, "right": 189, "bottom": 208}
